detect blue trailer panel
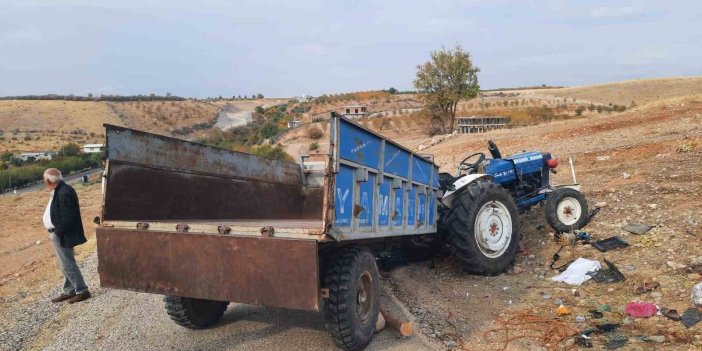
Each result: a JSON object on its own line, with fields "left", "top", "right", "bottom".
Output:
{"left": 328, "top": 115, "right": 439, "bottom": 240}
{"left": 383, "top": 142, "right": 410, "bottom": 179}
{"left": 334, "top": 164, "right": 354, "bottom": 227}
{"left": 338, "top": 121, "right": 382, "bottom": 169}
{"left": 378, "top": 177, "right": 391, "bottom": 227}
{"left": 412, "top": 157, "right": 432, "bottom": 185}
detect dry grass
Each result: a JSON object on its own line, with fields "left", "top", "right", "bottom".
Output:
{"left": 0, "top": 100, "right": 221, "bottom": 153}
{"left": 534, "top": 76, "right": 702, "bottom": 106}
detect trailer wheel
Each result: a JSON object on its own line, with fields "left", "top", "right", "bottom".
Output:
{"left": 444, "top": 181, "right": 519, "bottom": 276}
{"left": 545, "top": 188, "right": 589, "bottom": 232}
{"left": 164, "top": 296, "right": 228, "bottom": 329}
{"left": 323, "top": 245, "right": 380, "bottom": 351}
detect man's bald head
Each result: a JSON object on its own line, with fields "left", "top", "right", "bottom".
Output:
{"left": 43, "top": 168, "right": 63, "bottom": 184}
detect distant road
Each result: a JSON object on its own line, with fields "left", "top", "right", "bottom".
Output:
{"left": 215, "top": 105, "right": 253, "bottom": 130}
{"left": 215, "top": 99, "right": 288, "bottom": 130}
{"left": 1, "top": 167, "right": 103, "bottom": 195}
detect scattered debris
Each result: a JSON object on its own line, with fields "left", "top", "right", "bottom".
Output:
{"left": 604, "top": 334, "right": 628, "bottom": 349}
{"left": 634, "top": 281, "right": 660, "bottom": 295}
{"left": 379, "top": 306, "right": 413, "bottom": 337}
{"left": 622, "top": 223, "right": 653, "bottom": 235}
{"left": 625, "top": 302, "right": 658, "bottom": 318}
{"left": 597, "top": 304, "right": 611, "bottom": 313}
{"left": 375, "top": 311, "right": 386, "bottom": 333}
{"left": 596, "top": 156, "right": 611, "bottom": 161}
{"left": 622, "top": 172, "right": 631, "bottom": 179}
{"left": 589, "top": 310, "right": 604, "bottom": 319}
{"left": 682, "top": 308, "right": 702, "bottom": 328}
{"left": 575, "top": 315, "right": 586, "bottom": 322}
{"left": 588, "top": 259, "right": 625, "bottom": 283}
{"left": 552, "top": 258, "right": 601, "bottom": 286}
{"left": 660, "top": 307, "right": 682, "bottom": 321}
{"left": 574, "top": 335, "right": 593, "bottom": 348}
{"left": 556, "top": 305, "right": 571, "bottom": 316}
{"left": 692, "top": 282, "right": 702, "bottom": 306}
{"left": 640, "top": 335, "right": 666, "bottom": 343}
{"left": 592, "top": 236, "right": 629, "bottom": 252}
{"left": 485, "top": 312, "right": 578, "bottom": 351}
{"left": 596, "top": 323, "right": 620, "bottom": 333}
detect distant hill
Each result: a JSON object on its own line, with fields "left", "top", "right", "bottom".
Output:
{"left": 0, "top": 100, "right": 220, "bottom": 153}
{"left": 526, "top": 77, "right": 702, "bottom": 106}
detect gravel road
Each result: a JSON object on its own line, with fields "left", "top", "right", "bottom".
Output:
{"left": 0, "top": 253, "right": 435, "bottom": 351}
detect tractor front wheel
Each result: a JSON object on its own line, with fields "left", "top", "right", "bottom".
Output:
{"left": 444, "top": 181, "right": 519, "bottom": 275}
{"left": 323, "top": 245, "right": 380, "bottom": 351}
{"left": 545, "top": 188, "right": 589, "bottom": 232}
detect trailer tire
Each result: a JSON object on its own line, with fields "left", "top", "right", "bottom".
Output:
{"left": 444, "top": 181, "right": 519, "bottom": 276}
{"left": 164, "top": 296, "right": 228, "bottom": 329}
{"left": 323, "top": 245, "right": 380, "bottom": 351}
{"left": 545, "top": 188, "right": 589, "bottom": 233}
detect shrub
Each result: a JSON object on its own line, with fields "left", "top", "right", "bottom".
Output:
{"left": 58, "top": 143, "right": 81, "bottom": 156}
{"left": 250, "top": 145, "right": 292, "bottom": 161}
{"left": 307, "top": 127, "right": 324, "bottom": 140}
{"left": 309, "top": 142, "right": 319, "bottom": 151}
{"left": 575, "top": 106, "right": 585, "bottom": 116}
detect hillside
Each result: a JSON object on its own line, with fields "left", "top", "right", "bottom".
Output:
{"left": 528, "top": 77, "right": 702, "bottom": 106}
{"left": 0, "top": 100, "right": 221, "bottom": 153}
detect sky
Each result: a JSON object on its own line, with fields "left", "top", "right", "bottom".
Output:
{"left": 0, "top": 0, "right": 700, "bottom": 98}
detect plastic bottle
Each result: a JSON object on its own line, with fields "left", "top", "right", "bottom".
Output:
{"left": 692, "top": 282, "right": 702, "bottom": 306}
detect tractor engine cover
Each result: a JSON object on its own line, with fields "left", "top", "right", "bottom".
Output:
{"left": 485, "top": 151, "right": 546, "bottom": 186}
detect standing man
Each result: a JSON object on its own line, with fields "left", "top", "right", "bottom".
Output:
{"left": 43, "top": 168, "right": 90, "bottom": 303}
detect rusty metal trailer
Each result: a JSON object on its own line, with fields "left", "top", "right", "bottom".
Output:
{"left": 96, "top": 113, "right": 440, "bottom": 350}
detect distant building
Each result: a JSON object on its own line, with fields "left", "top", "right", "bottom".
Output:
{"left": 456, "top": 116, "right": 509, "bottom": 134}
{"left": 296, "top": 94, "right": 314, "bottom": 103}
{"left": 343, "top": 105, "right": 367, "bottom": 119}
{"left": 83, "top": 143, "right": 105, "bottom": 153}
{"left": 287, "top": 119, "right": 302, "bottom": 129}
{"left": 18, "top": 152, "right": 53, "bottom": 162}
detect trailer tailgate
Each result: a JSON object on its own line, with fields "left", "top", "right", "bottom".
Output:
{"left": 96, "top": 228, "right": 320, "bottom": 311}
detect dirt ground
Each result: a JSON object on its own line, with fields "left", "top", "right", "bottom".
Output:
{"left": 384, "top": 95, "right": 702, "bottom": 350}
{"left": 1, "top": 90, "right": 701, "bottom": 350}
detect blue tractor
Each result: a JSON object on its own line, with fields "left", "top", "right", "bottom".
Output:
{"left": 433, "top": 140, "right": 589, "bottom": 275}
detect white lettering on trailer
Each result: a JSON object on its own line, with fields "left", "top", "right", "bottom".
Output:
{"left": 385, "top": 149, "right": 401, "bottom": 168}
{"left": 351, "top": 140, "right": 371, "bottom": 154}
{"left": 337, "top": 188, "right": 349, "bottom": 213}
{"left": 378, "top": 194, "right": 389, "bottom": 216}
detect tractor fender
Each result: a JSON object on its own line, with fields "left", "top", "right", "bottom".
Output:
{"left": 441, "top": 174, "right": 493, "bottom": 207}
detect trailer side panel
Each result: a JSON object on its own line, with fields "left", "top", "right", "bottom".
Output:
{"left": 96, "top": 228, "right": 320, "bottom": 311}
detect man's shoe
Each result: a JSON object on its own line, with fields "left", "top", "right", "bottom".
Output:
{"left": 68, "top": 291, "right": 91, "bottom": 304}
{"left": 51, "top": 294, "right": 75, "bottom": 303}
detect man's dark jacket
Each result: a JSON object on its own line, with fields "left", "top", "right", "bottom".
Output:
{"left": 50, "top": 181, "right": 86, "bottom": 248}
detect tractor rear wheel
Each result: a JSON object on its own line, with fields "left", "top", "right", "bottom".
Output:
{"left": 164, "top": 296, "right": 228, "bottom": 329}
{"left": 545, "top": 188, "right": 589, "bottom": 232}
{"left": 444, "top": 181, "right": 519, "bottom": 276}
{"left": 323, "top": 245, "right": 380, "bottom": 351}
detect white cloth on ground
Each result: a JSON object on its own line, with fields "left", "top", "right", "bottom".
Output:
{"left": 551, "top": 257, "right": 601, "bottom": 286}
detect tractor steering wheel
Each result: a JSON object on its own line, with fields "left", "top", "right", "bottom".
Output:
{"left": 459, "top": 152, "right": 486, "bottom": 174}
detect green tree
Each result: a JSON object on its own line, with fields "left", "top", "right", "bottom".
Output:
{"left": 259, "top": 122, "right": 280, "bottom": 139}
{"left": 256, "top": 93, "right": 264, "bottom": 99}
{"left": 387, "top": 87, "right": 398, "bottom": 94}
{"left": 255, "top": 106, "right": 265, "bottom": 114}
{"left": 58, "top": 142, "right": 81, "bottom": 157}
{"left": 414, "top": 45, "right": 480, "bottom": 134}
